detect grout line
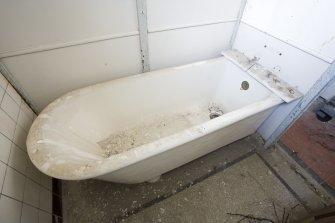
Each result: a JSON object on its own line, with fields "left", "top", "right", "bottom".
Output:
{"left": 229, "top": 0, "right": 247, "bottom": 48}
{"left": 0, "top": 85, "right": 6, "bottom": 104}
{"left": 0, "top": 126, "right": 14, "bottom": 142}
{"left": 20, "top": 175, "right": 28, "bottom": 222}
{"left": 1, "top": 154, "right": 52, "bottom": 192}
{"left": 4, "top": 86, "right": 22, "bottom": 107}
{"left": 1, "top": 193, "right": 52, "bottom": 215}
{"left": 0, "top": 106, "right": 19, "bottom": 125}
{"left": 0, "top": 32, "right": 140, "bottom": 59}
{"left": 0, "top": 160, "right": 8, "bottom": 194}
{"left": 148, "top": 20, "right": 236, "bottom": 34}
{"left": 0, "top": 117, "right": 50, "bottom": 191}
{"left": 112, "top": 150, "right": 256, "bottom": 223}
{"left": 256, "top": 153, "right": 311, "bottom": 212}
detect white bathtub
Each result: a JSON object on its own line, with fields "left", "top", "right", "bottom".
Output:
{"left": 27, "top": 56, "right": 283, "bottom": 183}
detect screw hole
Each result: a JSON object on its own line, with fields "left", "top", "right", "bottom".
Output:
{"left": 288, "top": 88, "right": 295, "bottom": 94}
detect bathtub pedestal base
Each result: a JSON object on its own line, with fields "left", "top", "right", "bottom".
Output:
{"left": 147, "top": 175, "right": 161, "bottom": 183}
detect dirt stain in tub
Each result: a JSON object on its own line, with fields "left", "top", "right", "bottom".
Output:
{"left": 97, "top": 103, "right": 225, "bottom": 157}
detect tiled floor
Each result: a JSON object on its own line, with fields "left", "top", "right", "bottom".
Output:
{"left": 281, "top": 98, "right": 335, "bottom": 190}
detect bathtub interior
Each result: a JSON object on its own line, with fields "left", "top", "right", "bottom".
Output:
{"left": 48, "top": 58, "right": 273, "bottom": 140}
{"left": 27, "top": 57, "right": 277, "bottom": 178}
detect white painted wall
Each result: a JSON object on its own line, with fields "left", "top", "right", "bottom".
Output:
{"left": 0, "top": 0, "right": 141, "bottom": 111}
{"left": 148, "top": 23, "right": 235, "bottom": 70}
{"left": 241, "top": 0, "right": 335, "bottom": 62}
{"left": 147, "top": 0, "right": 241, "bottom": 70}
{"left": 0, "top": 0, "right": 139, "bottom": 55}
{"left": 0, "top": 0, "right": 241, "bottom": 111}
{"left": 233, "top": 0, "right": 335, "bottom": 140}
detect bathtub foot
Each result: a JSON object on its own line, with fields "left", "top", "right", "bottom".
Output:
{"left": 147, "top": 175, "right": 161, "bottom": 183}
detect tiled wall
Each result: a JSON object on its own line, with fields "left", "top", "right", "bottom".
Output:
{"left": 0, "top": 72, "right": 53, "bottom": 223}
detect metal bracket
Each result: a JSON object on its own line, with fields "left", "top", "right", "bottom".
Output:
{"left": 264, "top": 60, "right": 335, "bottom": 148}
{"left": 136, "top": 0, "right": 150, "bottom": 72}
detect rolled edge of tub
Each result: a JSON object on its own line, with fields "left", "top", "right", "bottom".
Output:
{"left": 26, "top": 93, "right": 282, "bottom": 181}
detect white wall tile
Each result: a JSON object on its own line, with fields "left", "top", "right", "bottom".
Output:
{"left": 149, "top": 22, "right": 235, "bottom": 70}
{"left": 0, "top": 162, "right": 6, "bottom": 191}
{"left": 0, "top": 109, "right": 16, "bottom": 140}
{"left": 17, "top": 109, "right": 33, "bottom": 133}
{"left": 26, "top": 161, "right": 41, "bottom": 184}
{"left": 38, "top": 210, "right": 52, "bottom": 223}
{"left": 2, "top": 167, "right": 25, "bottom": 201}
{"left": 20, "top": 102, "right": 34, "bottom": 121}
{"left": 23, "top": 178, "right": 39, "bottom": 207}
{"left": 8, "top": 144, "right": 28, "bottom": 174}
{"left": 0, "top": 68, "right": 43, "bottom": 223}
{"left": 13, "top": 125, "right": 28, "bottom": 151}
{"left": 1, "top": 93, "right": 20, "bottom": 121}
{"left": 6, "top": 85, "right": 21, "bottom": 105}
{"left": 0, "top": 195, "right": 22, "bottom": 223}
{"left": 40, "top": 174, "right": 52, "bottom": 191}
{"left": 0, "top": 73, "right": 8, "bottom": 89}
{"left": 21, "top": 204, "right": 39, "bottom": 223}
{"left": 0, "top": 134, "right": 11, "bottom": 164}
{"left": 39, "top": 187, "right": 52, "bottom": 213}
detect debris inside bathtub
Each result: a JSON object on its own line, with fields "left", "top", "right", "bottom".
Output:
{"left": 208, "top": 103, "right": 224, "bottom": 119}
{"left": 98, "top": 106, "right": 212, "bottom": 157}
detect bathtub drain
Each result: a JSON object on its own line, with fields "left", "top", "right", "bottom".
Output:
{"left": 208, "top": 104, "right": 224, "bottom": 120}
{"left": 209, "top": 113, "right": 222, "bottom": 119}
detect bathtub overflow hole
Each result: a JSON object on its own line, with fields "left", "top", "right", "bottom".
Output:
{"left": 241, "top": 81, "right": 249, "bottom": 90}
{"left": 209, "top": 113, "right": 221, "bottom": 120}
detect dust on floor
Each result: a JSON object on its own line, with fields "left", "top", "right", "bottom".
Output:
{"left": 62, "top": 135, "right": 334, "bottom": 223}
